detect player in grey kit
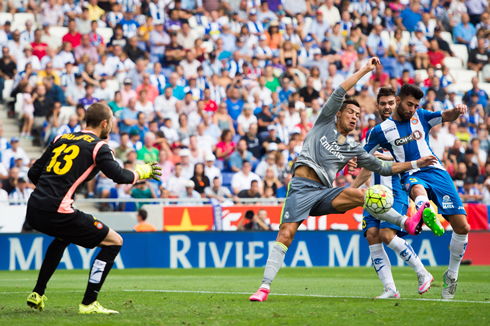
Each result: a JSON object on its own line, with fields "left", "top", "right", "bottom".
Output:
{"left": 249, "top": 58, "right": 438, "bottom": 302}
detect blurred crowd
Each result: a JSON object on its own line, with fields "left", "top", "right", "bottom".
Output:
{"left": 1, "top": 0, "right": 490, "bottom": 209}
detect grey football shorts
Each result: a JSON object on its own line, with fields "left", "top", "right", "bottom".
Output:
{"left": 280, "top": 177, "right": 346, "bottom": 224}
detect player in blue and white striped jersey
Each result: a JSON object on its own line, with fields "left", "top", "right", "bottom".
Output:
{"left": 351, "top": 87, "right": 431, "bottom": 299}
{"left": 363, "top": 84, "right": 470, "bottom": 300}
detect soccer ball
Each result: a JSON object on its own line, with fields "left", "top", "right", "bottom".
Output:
{"left": 364, "top": 185, "right": 394, "bottom": 215}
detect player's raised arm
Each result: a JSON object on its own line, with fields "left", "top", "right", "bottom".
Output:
{"left": 317, "top": 57, "right": 380, "bottom": 122}
{"left": 442, "top": 104, "right": 468, "bottom": 122}
{"left": 340, "top": 57, "right": 380, "bottom": 91}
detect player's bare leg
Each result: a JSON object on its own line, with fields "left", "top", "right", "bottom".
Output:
{"left": 79, "top": 228, "right": 123, "bottom": 314}
{"left": 410, "top": 184, "right": 444, "bottom": 236}
{"left": 441, "top": 214, "right": 470, "bottom": 299}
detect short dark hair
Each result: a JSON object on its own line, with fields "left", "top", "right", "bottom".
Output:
{"left": 398, "top": 84, "right": 424, "bottom": 101}
{"left": 250, "top": 180, "right": 258, "bottom": 185}
{"left": 340, "top": 99, "right": 360, "bottom": 112}
{"left": 376, "top": 86, "right": 397, "bottom": 104}
{"left": 138, "top": 209, "right": 148, "bottom": 220}
{"left": 85, "top": 103, "right": 112, "bottom": 128}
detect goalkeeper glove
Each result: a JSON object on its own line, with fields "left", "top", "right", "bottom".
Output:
{"left": 135, "top": 161, "right": 162, "bottom": 181}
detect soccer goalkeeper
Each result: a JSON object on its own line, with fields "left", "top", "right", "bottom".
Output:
{"left": 25, "top": 103, "right": 161, "bottom": 314}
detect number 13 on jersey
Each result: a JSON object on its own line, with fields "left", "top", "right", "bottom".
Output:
{"left": 46, "top": 144, "right": 80, "bottom": 175}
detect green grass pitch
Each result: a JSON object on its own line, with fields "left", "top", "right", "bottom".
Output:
{"left": 1, "top": 266, "right": 489, "bottom": 325}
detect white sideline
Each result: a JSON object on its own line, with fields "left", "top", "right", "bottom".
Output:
{"left": 2, "top": 289, "right": 489, "bottom": 304}
{"left": 122, "top": 289, "right": 490, "bottom": 304}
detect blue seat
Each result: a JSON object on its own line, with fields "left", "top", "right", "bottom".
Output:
{"left": 222, "top": 172, "right": 234, "bottom": 186}
{"left": 214, "top": 159, "right": 225, "bottom": 171}
{"left": 124, "top": 202, "right": 137, "bottom": 212}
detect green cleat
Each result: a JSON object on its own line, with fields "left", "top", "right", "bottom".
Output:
{"left": 27, "top": 292, "right": 47, "bottom": 311}
{"left": 79, "top": 301, "right": 119, "bottom": 314}
{"left": 422, "top": 205, "right": 445, "bottom": 236}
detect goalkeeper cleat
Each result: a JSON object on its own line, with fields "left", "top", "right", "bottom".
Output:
{"left": 375, "top": 288, "right": 400, "bottom": 299}
{"left": 442, "top": 271, "right": 457, "bottom": 299}
{"left": 423, "top": 207, "right": 445, "bottom": 236}
{"left": 27, "top": 292, "right": 47, "bottom": 311}
{"left": 249, "top": 288, "right": 270, "bottom": 302}
{"left": 417, "top": 272, "right": 433, "bottom": 294}
{"left": 404, "top": 202, "right": 430, "bottom": 235}
{"left": 79, "top": 301, "right": 119, "bottom": 314}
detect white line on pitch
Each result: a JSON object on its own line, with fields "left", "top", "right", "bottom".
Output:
{"left": 122, "top": 289, "right": 490, "bottom": 304}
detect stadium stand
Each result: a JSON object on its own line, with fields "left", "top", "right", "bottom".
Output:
{"left": 1, "top": 0, "right": 490, "bottom": 210}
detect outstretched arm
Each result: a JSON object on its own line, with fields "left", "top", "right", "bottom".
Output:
{"left": 356, "top": 148, "right": 438, "bottom": 176}
{"left": 340, "top": 57, "right": 380, "bottom": 92}
{"left": 317, "top": 57, "right": 381, "bottom": 123}
{"left": 442, "top": 104, "right": 467, "bottom": 122}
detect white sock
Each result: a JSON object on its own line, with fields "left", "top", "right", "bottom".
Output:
{"left": 367, "top": 208, "right": 407, "bottom": 230}
{"left": 387, "top": 236, "right": 425, "bottom": 275}
{"left": 369, "top": 244, "right": 395, "bottom": 291}
{"left": 414, "top": 195, "right": 429, "bottom": 209}
{"left": 261, "top": 242, "right": 288, "bottom": 289}
{"left": 448, "top": 233, "right": 468, "bottom": 280}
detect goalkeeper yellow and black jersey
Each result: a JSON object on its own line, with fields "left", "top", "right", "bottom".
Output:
{"left": 28, "top": 130, "right": 138, "bottom": 213}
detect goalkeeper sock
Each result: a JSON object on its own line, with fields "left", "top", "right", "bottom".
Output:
{"left": 82, "top": 245, "right": 121, "bottom": 305}
{"left": 261, "top": 242, "right": 288, "bottom": 290}
{"left": 368, "top": 208, "right": 407, "bottom": 230}
{"left": 387, "top": 236, "right": 425, "bottom": 275}
{"left": 448, "top": 233, "right": 468, "bottom": 280}
{"left": 369, "top": 244, "right": 395, "bottom": 291}
{"left": 33, "top": 238, "right": 69, "bottom": 296}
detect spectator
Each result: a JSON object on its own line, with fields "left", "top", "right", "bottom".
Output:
{"left": 204, "top": 153, "right": 221, "bottom": 182}
{"left": 397, "top": 1, "right": 422, "bottom": 32}
{"left": 65, "top": 73, "right": 86, "bottom": 106}
{"left": 237, "top": 209, "right": 271, "bottom": 230}
{"left": 2, "top": 138, "right": 29, "bottom": 169}
{"left": 427, "top": 39, "right": 446, "bottom": 69}
{"left": 137, "top": 132, "right": 159, "bottom": 163}
{"left": 204, "top": 176, "right": 233, "bottom": 202}
{"left": 229, "top": 139, "right": 254, "bottom": 172}
{"left": 57, "top": 114, "right": 81, "bottom": 136}
{"left": 190, "top": 163, "right": 210, "bottom": 197}
{"left": 74, "top": 34, "right": 99, "bottom": 64}
{"left": 370, "top": 64, "right": 390, "bottom": 87}
{"left": 0, "top": 47, "right": 16, "bottom": 100}
{"left": 131, "top": 180, "right": 156, "bottom": 210}
{"left": 126, "top": 59, "right": 146, "bottom": 90}
{"left": 120, "top": 98, "right": 139, "bottom": 133}
{"left": 134, "top": 209, "right": 157, "bottom": 232}
{"left": 468, "top": 38, "right": 489, "bottom": 72}
{"left": 241, "top": 123, "right": 264, "bottom": 160}
{"left": 463, "top": 77, "right": 489, "bottom": 107}
{"left": 115, "top": 133, "right": 132, "bottom": 161}
{"left": 453, "top": 13, "right": 476, "bottom": 47}
{"left": 8, "top": 176, "right": 32, "bottom": 205}
{"left": 235, "top": 179, "right": 262, "bottom": 202}
{"left": 214, "top": 102, "right": 236, "bottom": 134}
{"left": 459, "top": 177, "right": 483, "bottom": 203}
{"left": 78, "top": 84, "right": 98, "bottom": 109}
{"left": 30, "top": 29, "right": 47, "bottom": 61}
{"left": 179, "top": 180, "right": 202, "bottom": 205}
{"left": 93, "top": 78, "right": 114, "bottom": 102}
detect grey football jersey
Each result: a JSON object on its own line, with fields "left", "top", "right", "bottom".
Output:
{"left": 292, "top": 86, "right": 392, "bottom": 188}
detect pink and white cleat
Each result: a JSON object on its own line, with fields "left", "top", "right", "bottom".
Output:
{"left": 418, "top": 272, "right": 434, "bottom": 294}
{"left": 249, "top": 288, "right": 270, "bottom": 302}
{"left": 404, "top": 202, "right": 431, "bottom": 236}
